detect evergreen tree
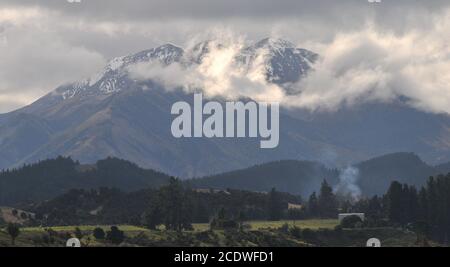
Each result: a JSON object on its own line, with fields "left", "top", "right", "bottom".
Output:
{"left": 106, "top": 226, "right": 125, "bottom": 245}
{"left": 6, "top": 223, "right": 20, "bottom": 246}
{"left": 145, "top": 199, "right": 163, "bottom": 230}
{"left": 93, "top": 228, "right": 106, "bottom": 240}
{"left": 407, "top": 186, "right": 419, "bottom": 223}
{"left": 74, "top": 227, "right": 83, "bottom": 239}
{"left": 308, "top": 192, "right": 319, "bottom": 217}
{"left": 159, "top": 177, "right": 193, "bottom": 231}
{"left": 367, "top": 195, "right": 383, "bottom": 220}
{"left": 426, "top": 177, "right": 438, "bottom": 228}
{"left": 433, "top": 175, "right": 450, "bottom": 243}
{"left": 418, "top": 187, "right": 428, "bottom": 222}
{"left": 318, "top": 180, "right": 338, "bottom": 218}
{"left": 387, "top": 181, "right": 404, "bottom": 225}
{"left": 268, "top": 188, "right": 283, "bottom": 221}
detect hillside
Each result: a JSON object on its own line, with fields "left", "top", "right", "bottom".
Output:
{"left": 1, "top": 153, "right": 450, "bottom": 207}
{"left": 0, "top": 157, "right": 170, "bottom": 206}
{"left": 193, "top": 153, "right": 450, "bottom": 196}
{"left": 192, "top": 160, "right": 339, "bottom": 197}
{"left": 30, "top": 187, "right": 302, "bottom": 226}
{"left": 356, "top": 152, "right": 444, "bottom": 195}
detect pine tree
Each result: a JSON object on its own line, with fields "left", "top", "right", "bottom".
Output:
{"left": 426, "top": 177, "right": 438, "bottom": 228}
{"left": 308, "top": 192, "right": 319, "bottom": 217}
{"left": 367, "top": 195, "right": 383, "bottom": 220}
{"left": 387, "top": 181, "right": 404, "bottom": 225}
{"left": 268, "top": 188, "right": 283, "bottom": 221}
{"left": 159, "top": 177, "right": 193, "bottom": 231}
{"left": 418, "top": 187, "right": 428, "bottom": 222}
{"left": 407, "top": 186, "right": 419, "bottom": 223}
{"left": 318, "top": 180, "right": 338, "bottom": 218}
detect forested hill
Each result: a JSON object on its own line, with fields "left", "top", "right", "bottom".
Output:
{"left": 31, "top": 187, "right": 302, "bottom": 226}
{"left": 191, "top": 160, "right": 340, "bottom": 197}
{"left": 2, "top": 152, "right": 450, "bottom": 206}
{"left": 192, "top": 153, "right": 450, "bottom": 197}
{"left": 0, "top": 157, "right": 170, "bottom": 206}
{"left": 356, "top": 152, "right": 440, "bottom": 196}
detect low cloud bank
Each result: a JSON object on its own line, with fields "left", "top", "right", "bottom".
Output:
{"left": 128, "top": 12, "right": 450, "bottom": 115}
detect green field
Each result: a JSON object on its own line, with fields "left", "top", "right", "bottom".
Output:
{"left": 22, "top": 225, "right": 149, "bottom": 233}
{"left": 1, "top": 219, "right": 426, "bottom": 247}
{"left": 16, "top": 219, "right": 338, "bottom": 233}
{"left": 192, "top": 219, "right": 339, "bottom": 231}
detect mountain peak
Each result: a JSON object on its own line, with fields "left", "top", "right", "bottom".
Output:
{"left": 52, "top": 38, "right": 318, "bottom": 100}
{"left": 187, "top": 40, "right": 224, "bottom": 64}
{"left": 254, "top": 38, "right": 295, "bottom": 50}
{"left": 238, "top": 38, "right": 317, "bottom": 84}
{"left": 126, "top": 43, "right": 184, "bottom": 66}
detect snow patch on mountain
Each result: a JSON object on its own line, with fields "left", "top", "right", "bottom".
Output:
{"left": 57, "top": 43, "right": 185, "bottom": 100}
{"left": 56, "top": 38, "right": 317, "bottom": 103}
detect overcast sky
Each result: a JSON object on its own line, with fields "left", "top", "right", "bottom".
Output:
{"left": 1, "top": 0, "right": 450, "bottom": 113}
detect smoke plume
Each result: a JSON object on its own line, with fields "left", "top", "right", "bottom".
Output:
{"left": 334, "top": 166, "right": 362, "bottom": 200}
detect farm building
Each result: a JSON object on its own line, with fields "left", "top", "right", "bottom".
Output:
{"left": 338, "top": 213, "right": 365, "bottom": 222}
{"left": 287, "top": 203, "right": 303, "bottom": 210}
{"left": 193, "top": 188, "right": 231, "bottom": 195}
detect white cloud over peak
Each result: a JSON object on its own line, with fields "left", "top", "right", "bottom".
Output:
{"left": 127, "top": 13, "right": 450, "bottom": 116}
{"left": 1, "top": 1, "right": 450, "bottom": 115}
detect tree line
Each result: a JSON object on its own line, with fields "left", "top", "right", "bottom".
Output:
{"left": 10, "top": 172, "right": 450, "bottom": 245}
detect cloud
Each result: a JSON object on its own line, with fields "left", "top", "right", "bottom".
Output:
{"left": 127, "top": 11, "right": 450, "bottom": 116}
{"left": 1, "top": 1, "right": 450, "bottom": 114}
{"left": 289, "top": 15, "right": 450, "bottom": 114}
{"left": 3, "top": 0, "right": 450, "bottom": 22}
{"left": 128, "top": 34, "right": 285, "bottom": 103}
{"left": 0, "top": 6, "right": 106, "bottom": 113}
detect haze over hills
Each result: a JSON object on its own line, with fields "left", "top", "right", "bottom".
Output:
{"left": 1, "top": 38, "right": 450, "bottom": 177}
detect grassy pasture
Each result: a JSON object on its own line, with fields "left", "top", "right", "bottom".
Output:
{"left": 192, "top": 219, "right": 339, "bottom": 231}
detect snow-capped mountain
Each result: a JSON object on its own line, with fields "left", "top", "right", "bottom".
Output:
{"left": 237, "top": 38, "right": 318, "bottom": 84}
{"left": 51, "top": 38, "right": 317, "bottom": 103}
{"left": 1, "top": 38, "right": 450, "bottom": 177}
{"left": 57, "top": 43, "right": 185, "bottom": 100}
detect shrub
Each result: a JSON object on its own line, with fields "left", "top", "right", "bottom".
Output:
{"left": 107, "top": 226, "right": 125, "bottom": 245}
{"left": 340, "top": 215, "right": 363, "bottom": 229}
{"left": 74, "top": 227, "right": 84, "bottom": 239}
{"left": 93, "top": 227, "right": 106, "bottom": 240}
{"left": 6, "top": 223, "right": 21, "bottom": 245}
